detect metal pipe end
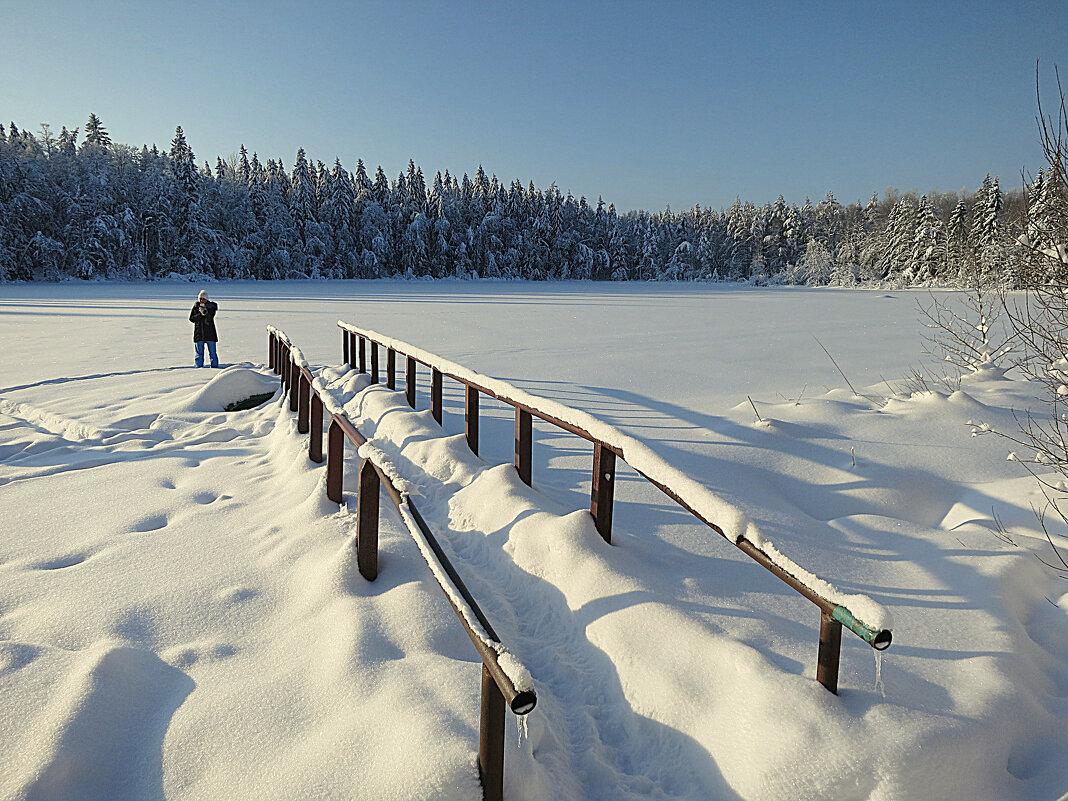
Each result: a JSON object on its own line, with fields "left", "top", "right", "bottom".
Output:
{"left": 510, "top": 691, "right": 537, "bottom": 716}
{"left": 872, "top": 629, "right": 892, "bottom": 650}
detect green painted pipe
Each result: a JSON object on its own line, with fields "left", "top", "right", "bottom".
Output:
{"left": 832, "top": 606, "right": 893, "bottom": 650}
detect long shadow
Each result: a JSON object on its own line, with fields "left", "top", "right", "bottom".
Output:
{"left": 336, "top": 363, "right": 1048, "bottom": 715}
{"left": 20, "top": 646, "right": 194, "bottom": 801}
{"left": 557, "top": 382, "right": 1053, "bottom": 706}
{"left": 420, "top": 493, "right": 747, "bottom": 799}
{"left": 0, "top": 365, "right": 220, "bottom": 395}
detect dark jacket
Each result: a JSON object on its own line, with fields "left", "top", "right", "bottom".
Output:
{"left": 190, "top": 301, "right": 219, "bottom": 342}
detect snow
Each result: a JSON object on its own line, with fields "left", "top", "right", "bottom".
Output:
{"left": 2, "top": 280, "right": 1068, "bottom": 800}
{"left": 339, "top": 322, "right": 892, "bottom": 636}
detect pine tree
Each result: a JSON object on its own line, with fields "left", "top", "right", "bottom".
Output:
{"left": 907, "top": 195, "right": 947, "bottom": 284}
{"left": 972, "top": 174, "right": 1004, "bottom": 282}
{"left": 169, "top": 126, "right": 199, "bottom": 198}
{"left": 290, "top": 148, "right": 316, "bottom": 241}
{"left": 882, "top": 198, "right": 915, "bottom": 282}
{"left": 372, "top": 166, "right": 389, "bottom": 204}
{"left": 167, "top": 125, "right": 214, "bottom": 275}
{"left": 353, "top": 159, "right": 371, "bottom": 198}
{"left": 948, "top": 198, "right": 970, "bottom": 279}
{"left": 57, "top": 126, "right": 78, "bottom": 156}
{"left": 238, "top": 145, "right": 251, "bottom": 184}
{"left": 83, "top": 113, "right": 111, "bottom": 149}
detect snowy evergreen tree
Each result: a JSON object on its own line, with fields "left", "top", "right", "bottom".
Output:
{"left": 82, "top": 113, "right": 111, "bottom": 150}
{"left": 905, "top": 195, "right": 947, "bottom": 284}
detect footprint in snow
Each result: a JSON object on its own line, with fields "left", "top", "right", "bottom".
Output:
{"left": 129, "top": 514, "right": 168, "bottom": 533}
{"left": 163, "top": 641, "right": 239, "bottom": 668}
{"left": 216, "top": 585, "right": 258, "bottom": 604}
{"left": 0, "top": 641, "right": 41, "bottom": 675}
{"left": 31, "top": 551, "right": 94, "bottom": 570}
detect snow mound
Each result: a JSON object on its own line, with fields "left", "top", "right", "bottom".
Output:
{"left": 173, "top": 367, "right": 279, "bottom": 413}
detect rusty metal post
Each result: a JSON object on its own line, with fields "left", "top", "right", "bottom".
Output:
{"left": 279, "top": 346, "right": 288, "bottom": 386}
{"left": 406, "top": 357, "right": 416, "bottom": 408}
{"left": 387, "top": 348, "right": 396, "bottom": 389}
{"left": 465, "top": 385, "right": 479, "bottom": 455}
{"left": 431, "top": 369, "right": 443, "bottom": 425}
{"left": 349, "top": 332, "right": 358, "bottom": 369}
{"left": 591, "top": 443, "right": 616, "bottom": 544}
{"left": 515, "top": 408, "right": 532, "bottom": 486}
{"left": 297, "top": 373, "right": 310, "bottom": 433}
{"left": 370, "top": 342, "right": 379, "bottom": 384}
{"left": 359, "top": 336, "right": 366, "bottom": 373}
{"left": 356, "top": 459, "right": 380, "bottom": 581}
{"left": 269, "top": 333, "right": 276, "bottom": 370}
{"left": 478, "top": 663, "right": 506, "bottom": 801}
{"left": 309, "top": 393, "right": 324, "bottom": 463}
{"left": 817, "top": 611, "right": 843, "bottom": 694}
{"left": 327, "top": 419, "right": 344, "bottom": 503}
{"left": 289, "top": 359, "right": 299, "bottom": 412}
{"left": 342, "top": 329, "right": 349, "bottom": 367}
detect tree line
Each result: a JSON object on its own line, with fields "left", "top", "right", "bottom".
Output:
{"left": 0, "top": 114, "right": 1048, "bottom": 286}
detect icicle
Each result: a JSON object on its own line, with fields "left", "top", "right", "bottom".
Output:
{"left": 516, "top": 711, "right": 530, "bottom": 749}
{"left": 874, "top": 650, "right": 886, "bottom": 698}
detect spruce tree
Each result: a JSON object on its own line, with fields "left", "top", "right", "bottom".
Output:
{"left": 290, "top": 148, "right": 316, "bottom": 240}
{"left": 83, "top": 113, "right": 111, "bottom": 149}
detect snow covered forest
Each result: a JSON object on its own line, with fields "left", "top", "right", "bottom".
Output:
{"left": 0, "top": 113, "right": 1050, "bottom": 286}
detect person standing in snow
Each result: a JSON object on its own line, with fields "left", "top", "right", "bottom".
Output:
{"left": 189, "top": 289, "right": 220, "bottom": 368}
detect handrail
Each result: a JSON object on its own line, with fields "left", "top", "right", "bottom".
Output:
{"left": 268, "top": 326, "right": 532, "bottom": 801}
{"left": 336, "top": 320, "right": 893, "bottom": 696}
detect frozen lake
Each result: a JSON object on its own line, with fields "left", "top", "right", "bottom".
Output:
{"left": 1, "top": 279, "right": 929, "bottom": 413}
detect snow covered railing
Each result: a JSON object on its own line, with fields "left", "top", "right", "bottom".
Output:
{"left": 268, "top": 327, "right": 533, "bottom": 801}
{"left": 337, "top": 321, "right": 893, "bottom": 696}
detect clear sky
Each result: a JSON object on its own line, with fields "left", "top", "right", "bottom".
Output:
{"left": 3, "top": 1, "right": 1066, "bottom": 211}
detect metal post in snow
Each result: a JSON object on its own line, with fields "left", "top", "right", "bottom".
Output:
{"left": 327, "top": 419, "right": 344, "bottom": 503}
{"left": 590, "top": 443, "right": 616, "bottom": 544}
{"left": 465, "top": 385, "right": 479, "bottom": 455}
{"left": 406, "top": 357, "right": 417, "bottom": 409}
{"left": 269, "top": 332, "right": 276, "bottom": 371}
{"left": 356, "top": 459, "right": 380, "bottom": 581}
{"left": 478, "top": 663, "right": 506, "bottom": 801}
{"left": 342, "top": 329, "right": 349, "bottom": 367}
{"left": 309, "top": 393, "right": 324, "bottom": 463}
{"left": 515, "top": 409, "right": 532, "bottom": 486}
{"left": 817, "top": 611, "right": 843, "bottom": 695}
{"left": 387, "top": 348, "right": 396, "bottom": 390}
{"left": 370, "top": 342, "right": 379, "bottom": 384}
{"left": 431, "top": 369, "right": 443, "bottom": 425}
{"left": 359, "top": 336, "right": 366, "bottom": 373}
{"left": 288, "top": 358, "right": 299, "bottom": 412}
{"left": 297, "top": 373, "right": 310, "bottom": 434}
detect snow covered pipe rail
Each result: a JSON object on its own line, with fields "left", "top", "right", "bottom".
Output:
{"left": 336, "top": 321, "right": 893, "bottom": 696}
{"left": 268, "top": 327, "right": 534, "bottom": 801}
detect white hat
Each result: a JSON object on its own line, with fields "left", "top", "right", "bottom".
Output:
{"left": 198, "top": 290, "right": 208, "bottom": 299}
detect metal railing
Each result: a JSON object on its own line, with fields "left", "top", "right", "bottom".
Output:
{"left": 268, "top": 327, "right": 534, "bottom": 801}
{"left": 336, "top": 321, "right": 892, "bottom": 697}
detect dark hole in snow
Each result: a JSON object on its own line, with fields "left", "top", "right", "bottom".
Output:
{"left": 225, "top": 392, "right": 275, "bottom": 412}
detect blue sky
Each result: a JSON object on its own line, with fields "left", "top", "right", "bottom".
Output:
{"left": 3, "top": 1, "right": 1065, "bottom": 211}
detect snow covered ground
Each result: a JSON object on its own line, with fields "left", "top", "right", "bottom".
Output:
{"left": 1, "top": 280, "right": 1067, "bottom": 801}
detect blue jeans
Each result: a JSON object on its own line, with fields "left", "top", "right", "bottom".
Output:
{"left": 195, "top": 341, "right": 219, "bottom": 368}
